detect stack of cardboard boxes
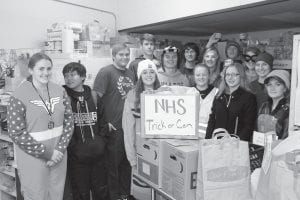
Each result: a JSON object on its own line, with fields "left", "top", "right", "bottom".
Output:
{"left": 136, "top": 92, "right": 200, "bottom": 200}
{"left": 136, "top": 135, "right": 200, "bottom": 200}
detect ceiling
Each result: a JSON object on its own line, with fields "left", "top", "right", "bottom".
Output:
{"left": 119, "top": 0, "right": 300, "bottom": 36}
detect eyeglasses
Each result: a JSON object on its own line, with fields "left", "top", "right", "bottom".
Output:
{"left": 163, "top": 46, "right": 178, "bottom": 53}
{"left": 225, "top": 73, "right": 240, "bottom": 78}
{"left": 243, "top": 55, "right": 257, "bottom": 62}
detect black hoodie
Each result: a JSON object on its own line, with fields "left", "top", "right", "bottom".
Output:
{"left": 64, "top": 85, "right": 107, "bottom": 163}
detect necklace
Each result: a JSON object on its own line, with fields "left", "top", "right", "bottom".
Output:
{"left": 224, "top": 94, "right": 232, "bottom": 108}
{"left": 31, "top": 82, "right": 54, "bottom": 129}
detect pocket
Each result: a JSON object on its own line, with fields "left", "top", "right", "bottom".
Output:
{"left": 70, "top": 136, "right": 106, "bottom": 163}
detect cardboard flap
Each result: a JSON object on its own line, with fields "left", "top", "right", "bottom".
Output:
{"left": 156, "top": 86, "right": 199, "bottom": 95}
{"left": 166, "top": 139, "right": 198, "bottom": 147}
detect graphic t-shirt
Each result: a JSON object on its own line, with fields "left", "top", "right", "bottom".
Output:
{"left": 93, "top": 64, "right": 134, "bottom": 129}
{"left": 158, "top": 70, "right": 190, "bottom": 87}
{"left": 180, "top": 64, "right": 195, "bottom": 86}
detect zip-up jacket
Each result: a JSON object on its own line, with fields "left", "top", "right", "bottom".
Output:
{"left": 206, "top": 87, "right": 257, "bottom": 141}
{"left": 258, "top": 97, "right": 289, "bottom": 139}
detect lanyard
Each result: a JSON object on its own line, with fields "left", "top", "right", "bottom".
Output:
{"left": 31, "top": 82, "right": 53, "bottom": 116}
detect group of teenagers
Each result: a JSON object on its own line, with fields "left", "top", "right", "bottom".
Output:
{"left": 6, "top": 33, "right": 290, "bottom": 200}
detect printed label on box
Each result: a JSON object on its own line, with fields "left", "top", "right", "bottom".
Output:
{"left": 142, "top": 162, "right": 151, "bottom": 176}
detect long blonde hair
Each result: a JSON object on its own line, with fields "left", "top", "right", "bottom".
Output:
{"left": 216, "top": 63, "right": 247, "bottom": 98}
{"left": 202, "top": 47, "right": 221, "bottom": 73}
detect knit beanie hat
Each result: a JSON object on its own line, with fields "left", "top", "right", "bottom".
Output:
{"left": 264, "top": 70, "right": 290, "bottom": 89}
{"left": 225, "top": 40, "right": 242, "bottom": 59}
{"left": 245, "top": 46, "right": 260, "bottom": 55}
{"left": 256, "top": 52, "right": 274, "bottom": 68}
{"left": 137, "top": 59, "right": 158, "bottom": 79}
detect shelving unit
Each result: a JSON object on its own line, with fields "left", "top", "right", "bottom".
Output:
{"left": 0, "top": 108, "right": 16, "bottom": 200}
{"left": 0, "top": 185, "right": 16, "bottom": 198}
{"left": 0, "top": 168, "right": 15, "bottom": 178}
{"left": 0, "top": 134, "right": 11, "bottom": 143}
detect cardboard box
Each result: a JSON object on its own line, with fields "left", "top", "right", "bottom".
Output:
{"left": 136, "top": 134, "right": 166, "bottom": 188}
{"left": 160, "top": 140, "right": 199, "bottom": 200}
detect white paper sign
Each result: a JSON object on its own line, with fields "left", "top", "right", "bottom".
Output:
{"left": 141, "top": 94, "right": 199, "bottom": 139}
{"left": 253, "top": 131, "right": 278, "bottom": 147}
{"left": 252, "top": 131, "right": 265, "bottom": 146}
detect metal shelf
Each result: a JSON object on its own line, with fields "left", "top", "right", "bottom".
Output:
{"left": 0, "top": 169, "right": 15, "bottom": 178}
{"left": 0, "top": 185, "right": 16, "bottom": 197}
{"left": 0, "top": 134, "right": 11, "bottom": 143}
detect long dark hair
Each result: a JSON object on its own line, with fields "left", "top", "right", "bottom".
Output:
{"left": 28, "top": 52, "right": 52, "bottom": 69}
{"left": 134, "top": 74, "right": 161, "bottom": 110}
{"left": 182, "top": 42, "right": 200, "bottom": 63}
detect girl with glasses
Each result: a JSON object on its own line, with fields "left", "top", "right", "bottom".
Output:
{"left": 206, "top": 63, "right": 257, "bottom": 142}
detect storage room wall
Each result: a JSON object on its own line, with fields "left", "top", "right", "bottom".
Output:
{"left": 116, "top": 0, "right": 267, "bottom": 30}
{"left": 144, "top": 27, "right": 300, "bottom": 47}
{"left": 0, "top": 0, "right": 117, "bottom": 49}
{"left": 133, "top": 27, "right": 300, "bottom": 69}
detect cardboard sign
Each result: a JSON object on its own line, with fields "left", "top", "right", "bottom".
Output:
{"left": 141, "top": 93, "right": 199, "bottom": 139}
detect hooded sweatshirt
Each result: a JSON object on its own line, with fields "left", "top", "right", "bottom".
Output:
{"left": 64, "top": 85, "right": 107, "bottom": 163}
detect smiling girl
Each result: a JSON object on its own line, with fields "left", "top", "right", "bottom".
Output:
{"left": 193, "top": 64, "right": 218, "bottom": 138}
{"left": 122, "top": 59, "right": 160, "bottom": 195}
{"left": 257, "top": 70, "right": 290, "bottom": 139}
{"left": 202, "top": 47, "right": 222, "bottom": 87}
{"left": 7, "top": 52, "right": 74, "bottom": 200}
{"left": 206, "top": 63, "right": 257, "bottom": 141}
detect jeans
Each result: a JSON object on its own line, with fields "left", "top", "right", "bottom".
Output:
{"left": 106, "top": 129, "right": 132, "bottom": 200}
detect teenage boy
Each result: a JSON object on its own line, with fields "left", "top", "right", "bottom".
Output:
{"left": 93, "top": 43, "right": 135, "bottom": 200}
{"left": 180, "top": 42, "right": 200, "bottom": 86}
{"left": 128, "top": 33, "right": 159, "bottom": 83}
{"left": 62, "top": 62, "right": 108, "bottom": 200}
